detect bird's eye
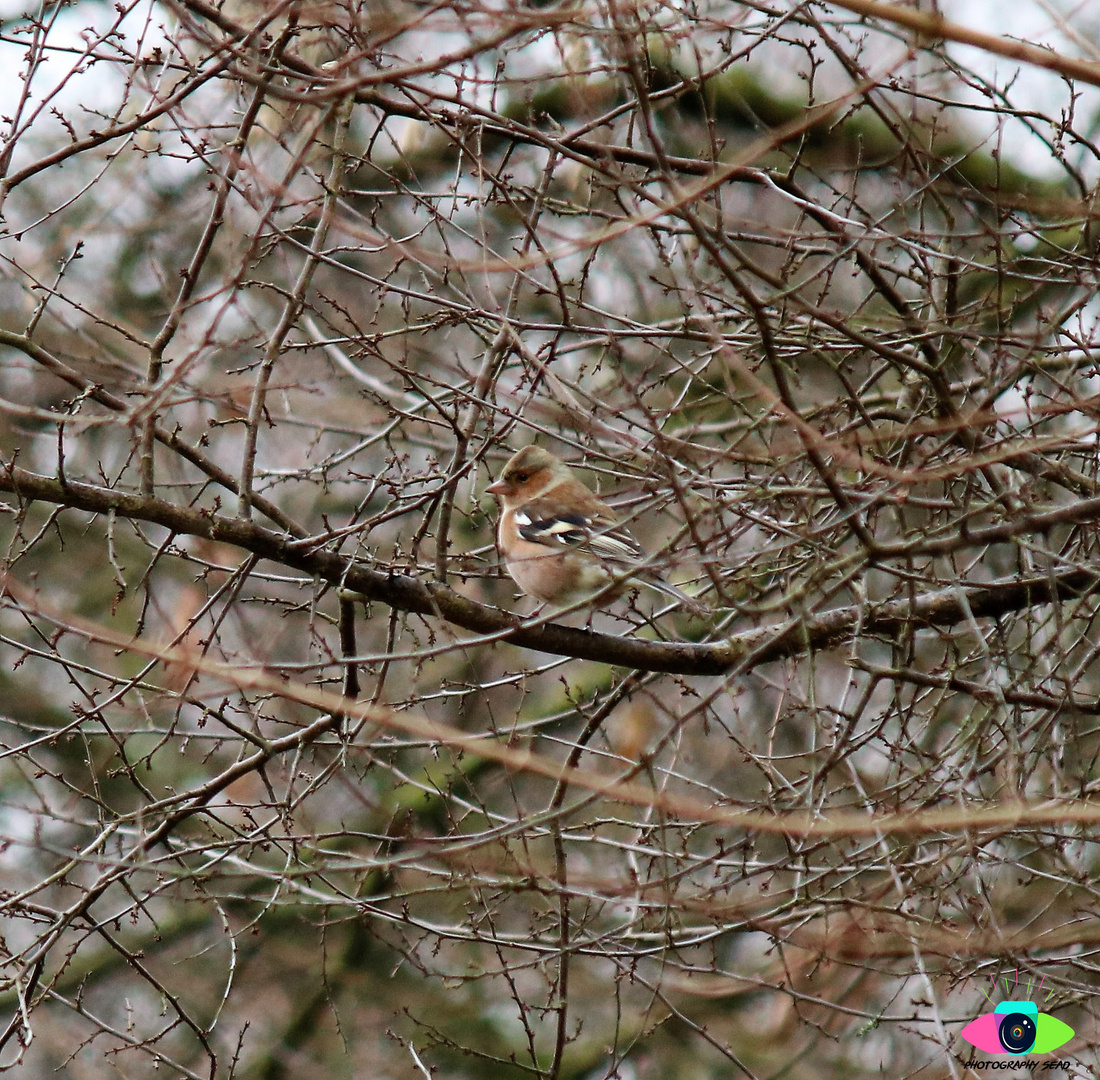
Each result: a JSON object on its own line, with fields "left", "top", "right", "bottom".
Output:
{"left": 514, "top": 472, "right": 529, "bottom": 483}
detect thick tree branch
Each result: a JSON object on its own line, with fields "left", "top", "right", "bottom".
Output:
{"left": 0, "top": 329, "right": 303, "bottom": 536}
{"left": 3, "top": 462, "right": 1098, "bottom": 677}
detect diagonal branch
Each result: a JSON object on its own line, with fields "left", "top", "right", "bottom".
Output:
{"left": 2, "top": 462, "right": 1098, "bottom": 676}
{"left": 827, "top": 0, "right": 1100, "bottom": 89}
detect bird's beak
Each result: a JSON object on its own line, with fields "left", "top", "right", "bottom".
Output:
{"left": 485, "top": 479, "right": 508, "bottom": 496}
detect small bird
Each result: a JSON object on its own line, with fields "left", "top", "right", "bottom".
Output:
{"left": 485, "top": 445, "right": 705, "bottom": 612}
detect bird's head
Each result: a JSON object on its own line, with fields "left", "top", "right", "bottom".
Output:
{"left": 485, "top": 445, "right": 565, "bottom": 502}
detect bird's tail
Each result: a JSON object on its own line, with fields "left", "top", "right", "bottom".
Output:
{"left": 639, "top": 574, "right": 711, "bottom": 616}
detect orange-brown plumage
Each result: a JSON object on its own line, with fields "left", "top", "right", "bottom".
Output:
{"left": 486, "top": 446, "right": 704, "bottom": 611}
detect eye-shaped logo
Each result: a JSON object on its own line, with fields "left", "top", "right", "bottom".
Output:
{"left": 960, "top": 999, "right": 1074, "bottom": 1055}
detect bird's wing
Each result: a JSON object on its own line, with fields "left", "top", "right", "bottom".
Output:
{"left": 515, "top": 498, "right": 710, "bottom": 613}
{"left": 513, "top": 501, "right": 644, "bottom": 564}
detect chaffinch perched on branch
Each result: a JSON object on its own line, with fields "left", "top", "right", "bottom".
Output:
{"left": 485, "top": 445, "right": 705, "bottom": 613}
